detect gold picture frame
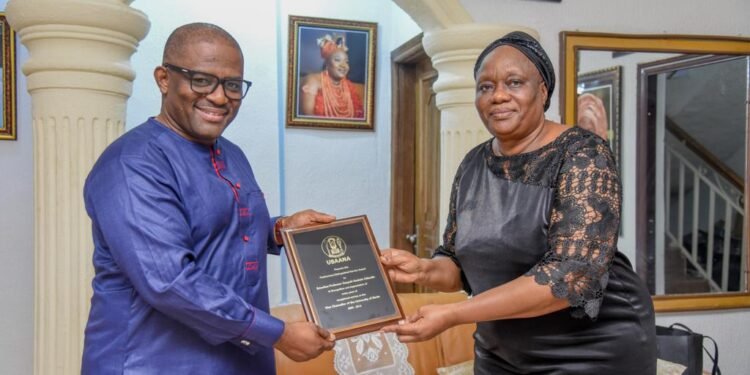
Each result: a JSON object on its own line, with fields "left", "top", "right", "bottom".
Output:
{"left": 0, "top": 12, "right": 16, "bottom": 141}
{"left": 286, "top": 16, "right": 377, "bottom": 130}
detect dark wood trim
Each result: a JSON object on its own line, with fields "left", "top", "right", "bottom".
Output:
{"left": 390, "top": 34, "right": 425, "bottom": 252}
{"left": 392, "top": 33, "right": 427, "bottom": 65}
{"left": 390, "top": 34, "right": 427, "bottom": 294}
{"left": 558, "top": 32, "right": 567, "bottom": 123}
{"left": 635, "top": 65, "right": 656, "bottom": 292}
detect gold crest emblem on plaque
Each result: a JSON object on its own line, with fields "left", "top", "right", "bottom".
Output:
{"left": 321, "top": 235, "right": 347, "bottom": 258}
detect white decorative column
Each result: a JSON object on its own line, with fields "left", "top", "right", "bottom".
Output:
{"left": 393, "top": 0, "right": 537, "bottom": 228}
{"left": 5, "top": 1, "right": 149, "bottom": 374}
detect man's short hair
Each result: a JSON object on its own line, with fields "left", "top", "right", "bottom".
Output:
{"left": 162, "top": 22, "right": 242, "bottom": 63}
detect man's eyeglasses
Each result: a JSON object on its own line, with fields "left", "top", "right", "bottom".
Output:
{"left": 163, "top": 63, "right": 252, "bottom": 100}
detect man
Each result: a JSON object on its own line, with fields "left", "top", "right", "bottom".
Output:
{"left": 81, "top": 23, "right": 335, "bottom": 374}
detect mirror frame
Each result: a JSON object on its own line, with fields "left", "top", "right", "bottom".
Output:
{"left": 560, "top": 31, "right": 750, "bottom": 312}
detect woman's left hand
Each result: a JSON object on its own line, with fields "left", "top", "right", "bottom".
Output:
{"left": 382, "top": 303, "right": 458, "bottom": 343}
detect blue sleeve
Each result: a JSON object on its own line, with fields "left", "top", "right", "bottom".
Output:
{"left": 86, "top": 154, "right": 284, "bottom": 352}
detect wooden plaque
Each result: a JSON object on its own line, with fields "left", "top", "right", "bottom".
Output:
{"left": 281, "top": 215, "right": 403, "bottom": 339}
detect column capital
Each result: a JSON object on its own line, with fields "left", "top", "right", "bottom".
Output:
{"left": 6, "top": 0, "right": 150, "bottom": 97}
{"left": 6, "top": 0, "right": 149, "bottom": 41}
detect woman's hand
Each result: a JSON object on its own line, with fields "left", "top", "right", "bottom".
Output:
{"left": 382, "top": 303, "right": 458, "bottom": 343}
{"left": 381, "top": 250, "right": 464, "bottom": 292}
{"left": 380, "top": 248, "right": 428, "bottom": 284}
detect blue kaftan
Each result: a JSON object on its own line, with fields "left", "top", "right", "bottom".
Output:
{"left": 82, "top": 118, "right": 284, "bottom": 374}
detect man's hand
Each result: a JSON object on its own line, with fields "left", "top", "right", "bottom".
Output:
{"left": 274, "top": 321, "right": 336, "bottom": 362}
{"left": 274, "top": 210, "right": 334, "bottom": 246}
{"left": 282, "top": 209, "right": 335, "bottom": 230}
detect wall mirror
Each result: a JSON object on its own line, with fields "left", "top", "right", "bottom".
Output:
{"left": 560, "top": 32, "right": 750, "bottom": 312}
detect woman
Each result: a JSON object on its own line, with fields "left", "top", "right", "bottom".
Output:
{"left": 299, "top": 34, "right": 364, "bottom": 119}
{"left": 381, "top": 31, "right": 656, "bottom": 374}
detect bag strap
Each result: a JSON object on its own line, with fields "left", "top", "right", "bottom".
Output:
{"left": 669, "top": 323, "right": 721, "bottom": 375}
{"left": 668, "top": 322, "right": 694, "bottom": 333}
{"left": 702, "top": 334, "right": 720, "bottom": 375}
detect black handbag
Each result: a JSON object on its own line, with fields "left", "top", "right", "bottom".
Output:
{"left": 655, "top": 323, "right": 720, "bottom": 375}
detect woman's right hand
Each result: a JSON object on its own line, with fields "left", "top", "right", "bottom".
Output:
{"left": 380, "top": 248, "right": 428, "bottom": 284}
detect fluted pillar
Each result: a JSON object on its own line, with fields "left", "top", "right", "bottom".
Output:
{"left": 5, "top": 1, "right": 149, "bottom": 373}
{"left": 393, "top": 0, "right": 536, "bottom": 228}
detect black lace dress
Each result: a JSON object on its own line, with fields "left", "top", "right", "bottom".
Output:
{"left": 434, "top": 127, "right": 656, "bottom": 374}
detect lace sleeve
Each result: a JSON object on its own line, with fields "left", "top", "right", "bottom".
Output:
{"left": 526, "top": 136, "right": 620, "bottom": 319}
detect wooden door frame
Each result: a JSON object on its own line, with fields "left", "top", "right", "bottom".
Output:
{"left": 390, "top": 34, "right": 427, "bottom": 253}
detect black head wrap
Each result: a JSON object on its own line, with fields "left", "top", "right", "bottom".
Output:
{"left": 473, "top": 31, "right": 555, "bottom": 111}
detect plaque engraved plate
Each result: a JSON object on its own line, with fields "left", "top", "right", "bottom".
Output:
{"left": 281, "top": 215, "right": 404, "bottom": 339}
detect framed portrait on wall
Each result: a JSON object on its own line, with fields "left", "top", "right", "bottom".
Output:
{"left": 0, "top": 13, "right": 17, "bottom": 141}
{"left": 286, "top": 16, "right": 377, "bottom": 130}
{"left": 577, "top": 66, "right": 622, "bottom": 170}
